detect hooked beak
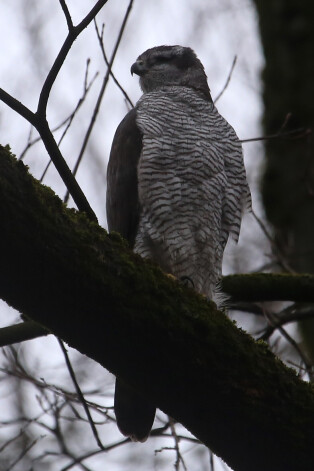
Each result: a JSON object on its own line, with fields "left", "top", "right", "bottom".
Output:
{"left": 130, "top": 61, "right": 146, "bottom": 76}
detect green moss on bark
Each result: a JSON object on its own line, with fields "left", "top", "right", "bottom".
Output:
{"left": 1, "top": 145, "right": 314, "bottom": 471}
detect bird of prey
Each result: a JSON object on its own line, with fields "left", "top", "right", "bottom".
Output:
{"left": 106, "top": 45, "right": 251, "bottom": 442}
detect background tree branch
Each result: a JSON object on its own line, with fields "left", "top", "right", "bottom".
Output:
{"left": 1, "top": 145, "right": 314, "bottom": 471}
{"left": 0, "top": 1, "right": 111, "bottom": 221}
{"left": 222, "top": 272, "right": 314, "bottom": 302}
{"left": 0, "top": 321, "right": 49, "bottom": 347}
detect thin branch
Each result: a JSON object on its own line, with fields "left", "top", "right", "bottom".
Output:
{"left": 61, "top": 438, "right": 131, "bottom": 471}
{"left": 0, "top": 360, "right": 114, "bottom": 420}
{"left": 251, "top": 208, "right": 295, "bottom": 273}
{"left": 6, "top": 436, "right": 43, "bottom": 471}
{"left": 36, "top": 120, "right": 97, "bottom": 220}
{"left": 0, "top": 426, "right": 29, "bottom": 453}
{"left": 259, "top": 305, "right": 314, "bottom": 341}
{"left": 59, "top": 0, "right": 73, "bottom": 30}
{"left": 209, "top": 450, "right": 215, "bottom": 471}
{"left": 214, "top": 55, "right": 237, "bottom": 104}
{"left": 57, "top": 61, "right": 98, "bottom": 149}
{"left": 20, "top": 65, "right": 98, "bottom": 163}
{"left": 262, "top": 308, "right": 313, "bottom": 380}
{"left": 40, "top": 63, "right": 98, "bottom": 182}
{"left": 19, "top": 125, "right": 38, "bottom": 161}
{"left": 57, "top": 338, "right": 105, "bottom": 450}
{"left": 37, "top": 0, "right": 109, "bottom": 115}
{"left": 228, "top": 302, "right": 264, "bottom": 316}
{"left": 94, "top": 21, "right": 134, "bottom": 108}
{"left": 169, "top": 417, "right": 187, "bottom": 471}
{"left": 20, "top": 62, "right": 98, "bottom": 186}
{"left": 240, "top": 127, "right": 312, "bottom": 144}
{"left": 64, "top": 0, "right": 134, "bottom": 203}
{"left": 0, "top": 88, "right": 37, "bottom": 126}
{"left": 0, "top": 1, "right": 105, "bottom": 221}
{"left": 278, "top": 112, "right": 292, "bottom": 133}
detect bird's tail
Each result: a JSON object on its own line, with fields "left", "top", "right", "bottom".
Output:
{"left": 114, "top": 378, "right": 156, "bottom": 442}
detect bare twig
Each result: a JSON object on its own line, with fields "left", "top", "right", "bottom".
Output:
{"left": 262, "top": 308, "right": 313, "bottom": 380}
{"left": 20, "top": 77, "right": 98, "bottom": 163}
{"left": 37, "top": 120, "right": 97, "bottom": 220}
{"left": 0, "top": 1, "right": 108, "bottom": 220}
{"left": 19, "top": 59, "right": 98, "bottom": 165}
{"left": 209, "top": 449, "right": 215, "bottom": 471}
{"left": 214, "top": 55, "right": 237, "bottom": 104}
{"left": 6, "top": 436, "right": 43, "bottom": 471}
{"left": 167, "top": 417, "right": 187, "bottom": 471}
{"left": 0, "top": 426, "right": 30, "bottom": 453}
{"left": 64, "top": 0, "right": 134, "bottom": 203}
{"left": 251, "top": 208, "right": 295, "bottom": 273}
{"left": 40, "top": 62, "right": 99, "bottom": 182}
{"left": 57, "top": 338, "right": 105, "bottom": 450}
{"left": 59, "top": 0, "right": 73, "bottom": 30}
{"left": 154, "top": 420, "right": 200, "bottom": 466}
{"left": 0, "top": 360, "right": 114, "bottom": 420}
{"left": 37, "top": 0, "right": 109, "bottom": 115}
{"left": 278, "top": 112, "right": 292, "bottom": 133}
{"left": 61, "top": 438, "right": 131, "bottom": 471}
{"left": 94, "top": 21, "right": 134, "bottom": 108}
{"left": 240, "top": 127, "right": 311, "bottom": 144}
{"left": 259, "top": 304, "right": 314, "bottom": 341}
{"left": 0, "top": 87, "right": 37, "bottom": 125}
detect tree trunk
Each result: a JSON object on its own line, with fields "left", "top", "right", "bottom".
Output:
{"left": 253, "top": 0, "right": 314, "bottom": 272}
{"left": 253, "top": 0, "right": 314, "bottom": 359}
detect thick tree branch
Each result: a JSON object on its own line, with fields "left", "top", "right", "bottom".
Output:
{"left": 3, "top": 273, "right": 314, "bottom": 349}
{"left": 222, "top": 272, "right": 314, "bottom": 302}
{"left": 35, "top": 118, "right": 97, "bottom": 221}
{"left": 0, "top": 321, "right": 48, "bottom": 347}
{"left": 0, "top": 86, "right": 96, "bottom": 220}
{"left": 0, "top": 146, "right": 314, "bottom": 471}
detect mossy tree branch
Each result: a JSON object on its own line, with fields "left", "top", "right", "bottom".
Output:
{"left": 0, "top": 145, "right": 314, "bottom": 471}
{"left": 222, "top": 272, "right": 314, "bottom": 303}
{"left": 3, "top": 272, "right": 314, "bottom": 350}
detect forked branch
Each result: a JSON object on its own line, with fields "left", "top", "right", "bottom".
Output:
{"left": 0, "top": 1, "right": 110, "bottom": 221}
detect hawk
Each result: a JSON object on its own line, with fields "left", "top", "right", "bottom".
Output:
{"left": 106, "top": 45, "right": 251, "bottom": 441}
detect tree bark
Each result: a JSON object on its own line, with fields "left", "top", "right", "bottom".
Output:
{"left": 1, "top": 145, "right": 314, "bottom": 471}
{"left": 253, "top": 0, "right": 314, "bottom": 272}
{"left": 253, "top": 0, "right": 314, "bottom": 362}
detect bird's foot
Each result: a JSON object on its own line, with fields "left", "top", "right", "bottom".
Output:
{"left": 180, "top": 276, "right": 195, "bottom": 289}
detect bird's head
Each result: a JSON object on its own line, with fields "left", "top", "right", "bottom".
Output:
{"left": 131, "top": 45, "right": 212, "bottom": 101}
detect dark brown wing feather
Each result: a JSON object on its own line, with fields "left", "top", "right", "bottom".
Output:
{"left": 106, "top": 108, "right": 156, "bottom": 441}
{"left": 106, "top": 108, "right": 142, "bottom": 247}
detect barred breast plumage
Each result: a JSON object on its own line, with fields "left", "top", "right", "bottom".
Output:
{"left": 134, "top": 86, "right": 250, "bottom": 299}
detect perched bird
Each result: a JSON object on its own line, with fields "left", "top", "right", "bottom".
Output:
{"left": 106, "top": 45, "right": 251, "bottom": 442}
